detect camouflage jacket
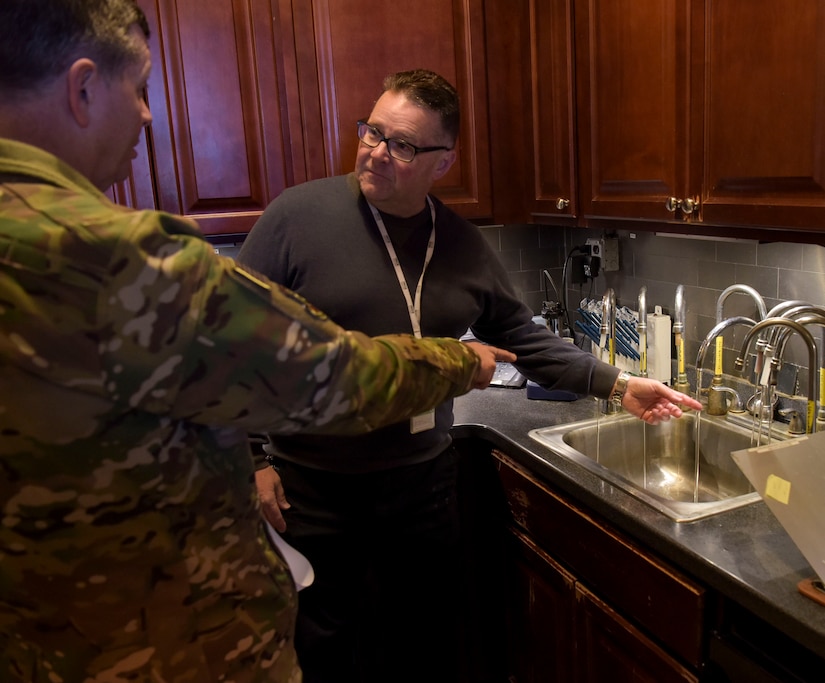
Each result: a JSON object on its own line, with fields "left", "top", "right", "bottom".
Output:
{"left": 0, "top": 139, "right": 480, "bottom": 682}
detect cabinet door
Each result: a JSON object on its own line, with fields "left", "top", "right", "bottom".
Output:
{"left": 485, "top": 0, "right": 577, "bottom": 223}
{"left": 529, "top": 0, "right": 577, "bottom": 221}
{"left": 576, "top": 584, "right": 699, "bottom": 683}
{"left": 288, "top": 0, "right": 492, "bottom": 220}
{"left": 134, "top": 0, "right": 296, "bottom": 236}
{"left": 701, "top": 0, "right": 825, "bottom": 229}
{"left": 574, "top": 0, "right": 695, "bottom": 222}
{"left": 506, "top": 529, "right": 576, "bottom": 683}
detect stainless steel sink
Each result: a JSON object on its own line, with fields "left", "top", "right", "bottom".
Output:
{"left": 528, "top": 412, "right": 783, "bottom": 522}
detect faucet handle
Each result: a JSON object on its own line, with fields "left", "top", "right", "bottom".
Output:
{"left": 779, "top": 408, "right": 806, "bottom": 435}
{"left": 709, "top": 385, "right": 743, "bottom": 415}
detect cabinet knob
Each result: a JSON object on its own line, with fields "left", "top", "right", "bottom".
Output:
{"left": 556, "top": 198, "right": 570, "bottom": 210}
{"left": 665, "top": 197, "right": 682, "bottom": 212}
{"left": 682, "top": 197, "right": 698, "bottom": 214}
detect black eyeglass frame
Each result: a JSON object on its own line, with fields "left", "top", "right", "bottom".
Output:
{"left": 356, "top": 120, "right": 453, "bottom": 162}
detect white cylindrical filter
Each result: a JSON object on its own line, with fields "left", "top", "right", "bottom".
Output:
{"left": 647, "top": 306, "right": 672, "bottom": 384}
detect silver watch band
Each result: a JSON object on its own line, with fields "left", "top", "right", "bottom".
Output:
{"left": 610, "top": 371, "right": 632, "bottom": 403}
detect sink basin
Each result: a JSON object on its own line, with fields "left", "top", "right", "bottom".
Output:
{"left": 528, "top": 413, "right": 782, "bottom": 521}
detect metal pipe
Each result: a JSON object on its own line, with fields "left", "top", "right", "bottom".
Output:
{"left": 672, "top": 285, "right": 689, "bottom": 393}
{"left": 637, "top": 286, "right": 648, "bottom": 377}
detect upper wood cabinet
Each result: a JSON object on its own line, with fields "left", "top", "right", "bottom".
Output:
{"left": 115, "top": 0, "right": 494, "bottom": 233}
{"left": 112, "top": 0, "right": 299, "bottom": 236}
{"left": 286, "top": 0, "right": 492, "bottom": 221}
{"left": 574, "top": 0, "right": 825, "bottom": 231}
{"left": 485, "top": 0, "right": 577, "bottom": 224}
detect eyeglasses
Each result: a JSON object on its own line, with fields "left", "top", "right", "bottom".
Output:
{"left": 356, "top": 120, "right": 452, "bottom": 163}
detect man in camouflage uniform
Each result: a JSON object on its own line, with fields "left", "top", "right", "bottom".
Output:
{"left": 0, "top": 1, "right": 516, "bottom": 681}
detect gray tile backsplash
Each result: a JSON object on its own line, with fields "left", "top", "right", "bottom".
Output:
{"left": 482, "top": 224, "right": 825, "bottom": 399}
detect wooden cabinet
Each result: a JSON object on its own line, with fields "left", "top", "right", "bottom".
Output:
{"left": 506, "top": 529, "right": 697, "bottom": 683}
{"left": 493, "top": 449, "right": 703, "bottom": 682}
{"left": 576, "top": 584, "right": 697, "bottom": 683}
{"left": 574, "top": 0, "right": 825, "bottom": 231}
{"left": 114, "top": 0, "right": 495, "bottom": 233}
{"left": 287, "top": 0, "right": 492, "bottom": 221}
{"left": 455, "top": 436, "right": 825, "bottom": 683}
{"left": 506, "top": 529, "right": 576, "bottom": 683}
{"left": 113, "top": 0, "right": 299, "bottom": 237}
{"left": 485, "top": 0, "right": 578, "bottom": 224}
{"left": 114, "top": 1, "right": 825, "bottom": 235}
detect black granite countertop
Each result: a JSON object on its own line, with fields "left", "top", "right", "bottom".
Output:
{"left": 451, "top": 386, "right": 825, "bottom": 659}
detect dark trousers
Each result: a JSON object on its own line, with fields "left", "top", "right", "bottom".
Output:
{"left": 273, "top": 448, "right": 462, "bottom": 683}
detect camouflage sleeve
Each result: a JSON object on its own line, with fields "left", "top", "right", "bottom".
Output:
{"left": 104, "top": 211, "right": 480, "bottom": 435}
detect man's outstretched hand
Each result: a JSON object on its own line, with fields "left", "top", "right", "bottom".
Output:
{"left": 623, "top": 377, "right": 703, "bottom": 425}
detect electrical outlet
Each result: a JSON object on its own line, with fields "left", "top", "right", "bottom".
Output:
{"left": 585, "top": 237, "right": 602, "bottom": 259}
{"left": 602, "top": 237, "right": 619, "bottom": 271}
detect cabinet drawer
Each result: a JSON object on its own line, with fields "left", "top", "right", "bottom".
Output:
{"left": 494, "top": 450, "right": 705, "bottom": 667}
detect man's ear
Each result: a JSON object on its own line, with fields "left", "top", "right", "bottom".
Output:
{"left": 432, "top": 148, "right": 457, "bottom": 181}
{"left": 66, "top": 58, "right": 99, "bottom": 127}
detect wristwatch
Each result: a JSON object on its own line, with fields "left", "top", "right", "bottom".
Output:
{"left": 610, "top": 371, "right": 632, "bottom": 403}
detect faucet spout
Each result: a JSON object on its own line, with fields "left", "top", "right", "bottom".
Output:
{"left": 715, "top": 284, "right": 767, "bottom": 324}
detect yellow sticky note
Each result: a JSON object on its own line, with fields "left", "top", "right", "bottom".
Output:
{"left": 765, "top": 474, "right": 791, "bottom": 504}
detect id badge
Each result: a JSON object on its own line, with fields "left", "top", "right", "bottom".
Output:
{"left": 410, "top": 409, "right": 435, "bottom": 434}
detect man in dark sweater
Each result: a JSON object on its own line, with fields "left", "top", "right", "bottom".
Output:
{"left": 238, "top": 69, "right": 700, "bottom": 683}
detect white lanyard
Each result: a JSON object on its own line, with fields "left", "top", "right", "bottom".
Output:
{"left": 368, "top": 197, "right": 436, "bottom": 339}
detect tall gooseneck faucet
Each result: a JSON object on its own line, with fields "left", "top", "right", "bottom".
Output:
{"left": 708, "top": 285, "right": 767, "bottom": 414}
{"left": 735, "top": 318, "right": 818, "bottom": 434}
{"left": 672, "top": 285, "right": 690, "bottom": 394}
{"left": 600, "top": 288, "right": 617, "bottom": 367}
{"left": 770, "top": 306, "right": 825, "bottom": 430}
{"left": 637, "top": 286, "right": 648, "bottom": 377}
{"left": 600, "top": 288, "right": 621, "bottom": 414}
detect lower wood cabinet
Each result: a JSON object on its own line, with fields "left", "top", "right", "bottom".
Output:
{"left": 454, "top": 436, "right": 825, "bottom": 683}
{"left": 575, "top": 582, "right": 697, "bottom": 682}
{"left": 505, "top": 528, "right": 697, "bottom": 682}
{"left": 498, "top": 455, "right": 700, "bottom": 683}
{"left": 506, "top": 529, "right": 576, "bottom": 683}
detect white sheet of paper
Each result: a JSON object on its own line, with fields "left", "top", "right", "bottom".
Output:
{"left": 265, "top": 521, "right": 315, "bottom": 591}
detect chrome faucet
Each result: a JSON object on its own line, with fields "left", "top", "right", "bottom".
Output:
{"left": 600, "top": 288, "right": 621, "bottom": 414}
{"left": 704, "top": 286, "right": 766, "bottom": 416}
{"left": 637, "top": 286, "right": 648, "bottom": 377}
{"left": 735, "top": 317, "right": 818, "bottom": 434}
{"left": 758, "top": 301, "right": 815, "bottom": 392}
{"left": 695, "top": 316, "right": 757, "bottom": 414}
{"left": 672, "top": 285, "right": 690, "bottom": 394}
{"left": 769, "top": 306, "right": 825, "bottom": 430}
{"left": 600, "top": 288, "right": 617, "bottom": 367}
